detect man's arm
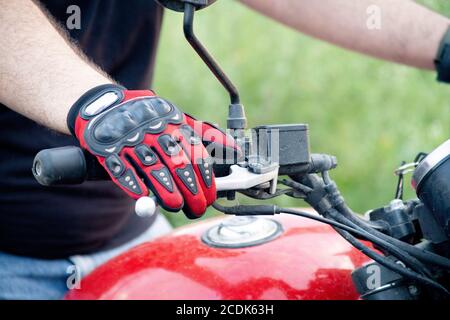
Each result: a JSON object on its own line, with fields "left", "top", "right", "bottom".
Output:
{"left": 240, "top": 0, "right": 450, "bottom": 70}
{"left": 0, "top": 0, "right": 113, "bottom": 134}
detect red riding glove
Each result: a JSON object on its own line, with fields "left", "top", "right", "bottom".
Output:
{"left": 67, "top": 84, "right": 237, "bottom": 219}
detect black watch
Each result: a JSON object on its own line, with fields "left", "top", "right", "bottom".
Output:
{"left": 435, "top": 26, "right": 450, "bottom": 83}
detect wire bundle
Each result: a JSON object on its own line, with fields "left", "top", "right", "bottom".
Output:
{"left": 213, "top": 170, "right": 450, "bottom": 297}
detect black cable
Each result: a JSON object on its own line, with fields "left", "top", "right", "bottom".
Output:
{"left": 213, "top": 203, "right": 364, "bottom": 235}
{"left": 286, "top": 174, "right": 434, "bottom": 276}
{"left": 316, "top": 173, "right": 433, "bottom": 277}
{"left": 331, "top": 226, "right": 449, "bottom": 296}
{"left": 287, "top": 200, "right": 433, "bottom": 278}
{"left": 213, "top": 201, "right": 449, "bottom": 295}
{"left": 212, "top": 202, "right": 279, "bottom": 216}
{"left": 241, "top": 187, "right": 300, "bottom": 200}
{"left": 320, "top": 171, "right": 450, "bottom": 270}
{"left": 327, "top": 207, "right": 433, "bottom": 278}
{"left": 279, "top": 208, "right": 449, "bottom": 296}
{"left": 336, "top": 199, "right": 450, "bottom": 270}
{"left": 280, "top": 179, "right": 313, "bottom": 194}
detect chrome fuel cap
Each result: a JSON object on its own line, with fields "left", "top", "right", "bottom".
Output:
{"left": 201, "top": 216, "right": 283, "bottom": 248}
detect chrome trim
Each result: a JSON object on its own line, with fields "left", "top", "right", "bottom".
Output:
{"left": 412, "top": 139, "right": 450, "bottom": 189}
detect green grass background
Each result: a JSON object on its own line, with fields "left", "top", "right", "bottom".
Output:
{"left": 153, "top": 0, "right": 450, "bottom": 227}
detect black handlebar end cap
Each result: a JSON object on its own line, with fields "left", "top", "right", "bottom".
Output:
{"left": 32, "top": 146, "right": 88, "bottom": 186}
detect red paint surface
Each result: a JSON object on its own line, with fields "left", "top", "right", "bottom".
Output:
{"left": 66, "top": 213, "right": 371, "bottom": 300}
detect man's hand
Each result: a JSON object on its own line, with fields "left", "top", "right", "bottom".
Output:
{"left": 68, "top": 84, "right": 237, "bottom": 219}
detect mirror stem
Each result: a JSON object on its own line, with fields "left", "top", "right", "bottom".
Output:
{"left": 183, "top": 3, "right": 241, "bottom": 105}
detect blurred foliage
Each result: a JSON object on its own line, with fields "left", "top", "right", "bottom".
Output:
{"left": 154, "top": 0, "right": 450, "bottom": 227}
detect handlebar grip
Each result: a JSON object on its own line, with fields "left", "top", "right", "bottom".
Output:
{"left": 33, "top": 146, "right": 159, "bottom": 217}
{"left": 32, "top": 146, "right": 107, "bottom": 186}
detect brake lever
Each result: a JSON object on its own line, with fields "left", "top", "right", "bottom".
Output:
{"left": 215, "top": 164, "right": 279, "bottom": 193}
{"left": 135, "top": 164, "right": 279, "bottom": 217}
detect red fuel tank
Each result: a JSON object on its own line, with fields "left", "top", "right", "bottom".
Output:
{"left": 66, "top": 212, "right": 371, "bottom": 300}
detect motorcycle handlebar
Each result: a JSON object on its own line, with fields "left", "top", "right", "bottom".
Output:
{"left": 32, "top": 146, "right": 337, "bottom": 187}
{"left": 31, "top": 145, "right": 334, "bottom": 218}
{"left": 32, "top": 146, "right": 279, "bottom": 218}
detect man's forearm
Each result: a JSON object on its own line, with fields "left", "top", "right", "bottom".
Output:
{"left": 240, "top": 0, "right": 450, "bottom": 70}
{"left": 0, "top": 0, "right": 113, "bottom": 134}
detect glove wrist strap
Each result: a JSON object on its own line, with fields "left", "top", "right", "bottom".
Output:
{"left": 67, "top": 84, "right": 126, "bottom": 136}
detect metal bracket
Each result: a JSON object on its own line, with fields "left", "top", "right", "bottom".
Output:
{"left": 136, "top": 164, "right": 280, "bottom": 217}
